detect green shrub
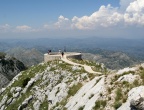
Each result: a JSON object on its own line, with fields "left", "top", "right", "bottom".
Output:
{"left": 139, "top": 66, "right": 144, "bottom": 70}
{"left": 93, "top": 100, "right": 107, "bottom": 110}
{"left": 115, "top": 88, "right": 122, "bottom": 101}
{"left": 113, "top": 102, "right": 122, "bottom": 109}
{"left": 8, "top": 92, "right": 13, "bottom": 98}
{"left": 107, "top": 87, "right": 111, "bottom": 94}
{"left": 89, "top": 94, "right": 94, "bottom": 99}
{"left": 78, "top": 106, "right": 84, "bottom": 110}
{"left": 133, "top": 80, "right": 139, "bottom": 87}
{"left": 22, "top": 77, "right": 30, "bottom": 87}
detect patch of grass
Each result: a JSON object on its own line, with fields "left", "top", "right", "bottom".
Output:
{"left": 139, "top": 66, "right": 144, "bottom": 70}
{"left": 93, "top": 100, "right": 107, "bottom": 110}
{"left": 56, "top": 76, "right": 63, "bottom": 85}
{"left": 88, "top": 73, "right": 96, "bottom": 80}
{"left": 6, "top": 91, "right": 32, "bottom": 110}
{"left": 89, "top": 94, "right": 94, "bottom": 99}
{"left": 139, "top": 70, "right": 144, "bottom": 84}
{"left": 107, "top": 87, "right": 111, "bottom": 94}
{"left": 115, "top": 88, "right": 122, "bottom": 101}
{"left": 133, "top": 79, "right": 139, "bottom": 87}
{"left": 40, "top": 99, "right": 49, "bottom": 110}
{"left": 122, "top": 96, "right": 127, "bottom": 103}
{"left": 83, "top": 75, "right": 87, "bottom": 80}
{"left": 22, "top": 77, "right": 31, "bottom": 87}
{"left": 78, "top": 106, "right": 84, "bottom": 110}
{"left": 11, "top": 63, "right": 48, "bottom": 88}
{"left": 59, "top": 98, "right": 67, "bottom": 106}
{"left": 7, "top": 92, "right": 13, "bottom": 98}
{"left": 68, "top": 83, "right": 82, "bottom": 96}
{"left": 113, "top": 102, "right": 122, "bottom": 109}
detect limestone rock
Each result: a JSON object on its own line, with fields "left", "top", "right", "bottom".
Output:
{"left": 7, "top": 98, "right": 13, "bottom": 105}
{"left": 15, "top": 87, "right": 22, "bottom": 92}
{"left": 33, "top": 100, "right": 41, "bottom": 110}
{"left": 117, "top": 74, "right": 139, "bottom": 83}
{"left": 18, "top": 95, "right": 33, "bottom": 110}
{"left": 13, "top": 92, "right": 20, "bottom": 98}
{"left": 118, "top": 86, "right": 144, "bottom": 110}
{"left": 116, "top": 67, "right": 137, "bottom": 75}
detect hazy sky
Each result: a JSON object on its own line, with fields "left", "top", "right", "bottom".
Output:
{"left": 0, "top": 0, "right": 144, "bottom": 39}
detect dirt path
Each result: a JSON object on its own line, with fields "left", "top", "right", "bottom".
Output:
{"left": 61, "top": 55, "right": 102, "bottom": 74}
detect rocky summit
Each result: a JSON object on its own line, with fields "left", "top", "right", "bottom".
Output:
{"left": 0, "top": 58, "right": 144, "bottom": 110}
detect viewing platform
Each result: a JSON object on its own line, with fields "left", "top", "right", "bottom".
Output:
{"left": 44, "top": 52, "right": 82, "bottom": 62}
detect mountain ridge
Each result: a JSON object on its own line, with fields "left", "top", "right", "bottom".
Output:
{"left": 0, "top": 58, "right": 144, "bottom": 110}
{"left": 0, "top": 52, "right": 26, "bottom": 89}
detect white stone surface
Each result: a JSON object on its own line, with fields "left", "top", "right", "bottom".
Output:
{"left": 21, "top": 95, "right": 33, "bottom": 107}
{"left": 72, "top": 66, "right": 81, "bottom": 71}
{"left": 33, "top": 100, "right": 41, "bottom": 110}
{"left": 118, "top": 86, "right": 144, "bottom": 110}
{"left": 15, "top": 87, "right": 22, "bottom": 92}
{"left": 33, "top": 86, "right": 45, "bottom": 102}
{"left": 117, "top": 74, "right": 139, "bottom": 83}
{"left": 0, "top": 105, "right": 5, "bottom": 110}
{"left": 6, "top": 98, "right": 13, "bottom": 105}
{"left": 13, "top": 92, "right": 20, "bottom": 98}
{"left": 22, "top": 78, "right": 35, "bottom": 94}
{"left": 65, "top": 76, "right": 105, "bottom": 110}
{"left": 116, "top": 67, "right": 136, "bottom": 75}
{"left": 46, "top": 82, "right": 68, "bottom": 106}
{"left": 0, "top": 88, "right": 6, "bottom": 95}
{"left": 0, "top": 95, "right": 7, "bottom": 108}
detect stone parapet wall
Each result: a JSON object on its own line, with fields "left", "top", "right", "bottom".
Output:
{"left": 44, "top": 52, "right": 82, "bottom": 62}
{"left": 66, "top": 53, "right": 82, "bottom": 60}
{"left": 44, "top": 54, "right": 61, "bottom": 62}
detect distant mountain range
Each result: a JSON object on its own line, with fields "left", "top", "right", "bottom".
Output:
{"left": 1, "top": 46, "right": 139, "bottom": 70}
{"left": 0, "top": 37, "right": 144, "bottom": 69}
{"left": 0, "top": 37, "right": 144, "bottom": 61}
{"left": 82, "top": 52, "right": 138, "bottom": 70}
{"left": 6, "top": 47, "right": 43, "bottom": 67}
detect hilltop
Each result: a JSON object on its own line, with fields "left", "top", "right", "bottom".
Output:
{"left": 0, "top": 56, "right": 144, "bottom": 110}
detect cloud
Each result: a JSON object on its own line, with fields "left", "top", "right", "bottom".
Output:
{"left": 15, "top": 25, "right": 40, "bottom": 32}
{"left": 43, "top": 0, "right": 144, "bottom": 31}
{"left": 71, "top": 4, "right": 124, "bottom": 29}
{"left": 66, "top": 0, "right": 144, "bottom": 30}
{"left": 124, "top": 0, "right": 144, "bottom": 25}
{"left": 120, "top": 0, "right": 136, "bottom": 10}
{"left": 0, "top": 24, "right": 10, "bottom": 32}
{"left": 54, "top": 15, "right": 71, "bottom": 29}
{"left": 16, "top": 25, "right": 32, "bottom": 31}
{"left": 43, "top": 15, "right": 71, "bottom": 30}
{"left": 1, "top": 0, "right": 144, "bottom": 39}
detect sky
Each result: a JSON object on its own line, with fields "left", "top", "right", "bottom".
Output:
{"left": 0, "top": 0, "right": 144, "bottom": 39}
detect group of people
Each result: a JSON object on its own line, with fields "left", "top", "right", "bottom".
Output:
{"left": 48, "top": 49, "right": 64, "bottom": 57}
{"left": 48, "top": 50, "right": 51, "bottom": 54}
